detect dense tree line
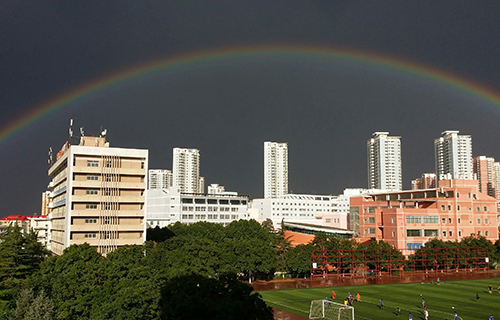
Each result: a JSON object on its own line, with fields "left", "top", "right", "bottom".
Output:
{"left": 1, "top": 219, "right": 499, "bottom": 319}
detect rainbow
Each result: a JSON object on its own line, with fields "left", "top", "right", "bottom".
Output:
{"left": 2, "top": 44, "right": 500, "bottom": 146}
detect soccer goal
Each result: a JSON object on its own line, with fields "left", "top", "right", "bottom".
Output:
{"left": 309, "top": 300, "right": 354, "bottom": 320}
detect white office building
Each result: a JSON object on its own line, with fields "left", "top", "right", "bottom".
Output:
{"left": 172, "top": 148, "right": 204, "bottom": 194}
{"left": 367, "top": 132, "right": 402, "bottom": 190}
{"left": 146, "top": 187, "right": 249, "bottom": 228}
{"left": 264, "top": 141, "right": 288, "bottom": 198}
{"left": 434, "top": 130, "right": 473, "bottom": 180}
{"left": 250, "top": 194, "right": 346, "bottom": 230}
{"left": 148, "top": 169, "right": 172, "bottom": 190}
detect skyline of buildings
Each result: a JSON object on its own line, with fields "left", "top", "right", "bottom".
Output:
{"left": 264, "top": 141, "right": 289, "bottom": 199}
{"left": 8, "top": 126, "right": 498, "bottom": 256}
{"left": 367, "top": 132, "right": 402, "bottom": 191}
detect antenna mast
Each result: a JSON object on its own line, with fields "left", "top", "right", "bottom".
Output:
{"left": 68, "top": 119, "right": 73, "bottom": 146}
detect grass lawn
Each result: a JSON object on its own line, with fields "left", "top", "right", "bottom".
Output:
{"left": 259, "top": 278, "right": 500, "bottom": 320}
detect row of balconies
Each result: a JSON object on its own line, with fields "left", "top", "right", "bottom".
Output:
{"left": 73, "top": 166, "right": 145, "bottom": 175}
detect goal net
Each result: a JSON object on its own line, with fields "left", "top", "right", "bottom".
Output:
{"left": 309, "top": 300, "right": 354, "bottom": 320}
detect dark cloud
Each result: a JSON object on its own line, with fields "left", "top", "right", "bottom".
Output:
{"left": 1, "top": 1, "right": 500, "bottom": 216}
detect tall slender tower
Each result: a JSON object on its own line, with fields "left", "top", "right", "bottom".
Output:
{"left": 264, "top": 141, "right": 288, "bottom": 198}
{"left": 172, "top": 148, "right": 202, "bottom": 193}
{"left": 434, "top": 130, "right": 473, "bottom": 180}
{"left": 148, "top": 169, "right": 172, "bottom": 190}
{"left": 367, "top": 132, "right": 402, "bottom": 190}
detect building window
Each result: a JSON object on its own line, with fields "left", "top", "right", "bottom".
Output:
{"left": 364, "top": 229, "right": 367, "bottom": 234}
{"left": 484, "top": 206, "right": 488, "bottom": 212}
{"left": 84, "top": 233, "right": 97, "bottom": 239}
{"left": 391, "top": 217, "right": 394, "bottom": 223}
{"left": 477, "top": 218, "right": 481, "bottom": 224}
{"left": 448, "top": 218, "right": 452, "bottom": 224}
{"left": 441, "top": 218, "right": 446, "bottom": 224}
{"left": 406, "top": 229, "right": 421, "bottom": 237}
{"left": 458, "top": 218, "right": 461, "bottom": 224}
{"left": 368, "top": 217, "right": 375, "bottom": 223}
{"left": 87, "top": 174, "right": 99, "bottom": 181}
{"left": 485, "top": 218, "right": 489, "bottom": 224}
{"left": 86, "top": 204, "right": 98, "bottom": 210}
{"left": 458, "top": 231, "right": 462, "bottom": 237}
{"left": 87, "top": 160, "right": 99, "bottom": 167}
{"left": 457, "top": 192, "right": 460, "bottom": 198}
{"left": 406, "top": 216, "right": 422, "bottom": 223}
{"left": 485, "top": 231, "right": 489, "bottom": 236}
{"left": 441, "top": 205, "right": 446, "bottom": 211}
{"left": 85, "top": 218, "right": 97, "bottom": 224}
{"left": 364, "top": 219, "right": 367, "bottom": 223}
{"left": 392, "top": 231, "right": 395, "bottom": 237}
{"left": 369, "top": 228, "right": 375, "bottom": 234}
{"left": 442, "top": 231, "right": 446, "bottom": 237}
{"left": 449, "top": 231, "right": 453, "bottom": 237}
{"left": 448, "top": 205, "right": 451, "bottom": 211}
{"left": 478, "top": 231, "right": 482, "bottom": 236}
{"left": 457, "top": 205, "right": 460, "bottom": 211}
{"left": 86, "top": 189, "right": 98, "bottom": 195}
{"left": 423, "top": 216, "right": 439, "bottom": 224}
{"left": 424, "top": 229, "right": 438, "bottom": 237}
{"left": 476, "top": 206, "right": 480, "bottom": 212}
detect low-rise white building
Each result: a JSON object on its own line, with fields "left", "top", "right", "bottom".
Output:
{"left": 250, "top": 194, "right": 346, "bottom": 230}
{"left": 146, "top": 187, "right": 249, "bottom": 228}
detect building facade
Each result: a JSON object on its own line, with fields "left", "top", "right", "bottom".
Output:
{"left": 264, "top": 141, "right": 289, "bottom": 198}
{"left": 367, "top": 132, "right": 402, "bottom": 191}
{"left": 411, "top": 173, "right": 437, "bottom": 190}
{"left": 148, "top": 169, "right": 172, "bottom": 190}
{"left": 251, "top": 194, "right": 346, "bottom": 230}
{"left": 172, "top": 148, "right": 204, "bottom": 194}
{"left": 47, "top": 136, "right": 148, "bottom": 255}
{"left": 473, "top": 156, "right": 500, "bottom": 200}
{"left": 434, "top": 130, "right": 473, "bottom": 180}
{"left": 146, "top": 186, "right": 249, "bottom": 228}
{"left": 350, "top": 179, "right": 498, "bottom": 255}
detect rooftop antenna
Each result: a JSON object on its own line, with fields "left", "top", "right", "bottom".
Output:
{"left": 100, "top": 128, "right": 107, "bottom": 137}
{"left": 80, "top": 127, "right": 85, "bottom": 137}
{"left": 68, "top": 119, "right": 73, "bottom": 145}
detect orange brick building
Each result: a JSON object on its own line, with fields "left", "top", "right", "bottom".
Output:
{"left": 349, "top": 179, "right": 498, "bottom": 255}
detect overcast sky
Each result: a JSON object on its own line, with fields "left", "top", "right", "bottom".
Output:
{"left": 2, "top": 1, "right": 500, "bottom": 217}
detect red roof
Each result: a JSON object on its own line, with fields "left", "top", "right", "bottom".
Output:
{"left": 0, "top": 215, "right": 32, "bottom": 221}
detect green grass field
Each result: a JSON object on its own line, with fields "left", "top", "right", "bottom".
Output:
{"left": 259, "top": 278, "right": 500, "bottom": 320}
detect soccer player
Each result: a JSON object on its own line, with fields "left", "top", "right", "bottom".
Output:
{"left": 454, "top": 311, "right": 457, "bottom": 320}
{"left": 356, "top": 292, "right": 360, "bottom": 303}
{"left": 424, "top": 308, "right": 428, "bottom": 320}
{"left": 332, "top": 291, "right": 336, "bottom": 299}
{"left": 396, "top": 305, "right": 401, "bottom": 316}
{"left": 476, "top": 292, "right": 480, "bottom": 302}
{"left": 380, "top": 299, "right": 384, "bottom": 309}
{"left": 409, "top": 312, "right": 412, "bottom": 320}
{"left": 489, "top": 285, "right": 492, "bottom": 294}
{"left": 421, "top": 298, "right": 425, "bottom": 309}
{"left": 489, "top": 315, "right": 494, "bottom": 320}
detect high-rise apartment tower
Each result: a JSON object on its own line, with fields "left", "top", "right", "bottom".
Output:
{"left": 172, "top": 148, "right": 204, "bottom": 193}
{"left": 148, "top": 169, "right": 172, "bottom": 190}
{"left": 367, "top": 132, "right": 402, "bottom": 190}
{"left": 473, "top": 156, "right": 500, "bottom": 200}
{"left": 434, "top": 130, "right": 473, "bottom": 180}
{"left": 264, "top": 141, "right": 288, "bottom": 198}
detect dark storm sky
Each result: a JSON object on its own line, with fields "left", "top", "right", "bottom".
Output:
{"left": 2, "top": 1, "right": 500, "bottom": 217}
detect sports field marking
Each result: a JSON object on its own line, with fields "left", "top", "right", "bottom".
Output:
{"left": 264, "top": 299, "right": 309, "bottom": 315}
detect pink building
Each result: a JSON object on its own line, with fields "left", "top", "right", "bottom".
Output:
{"left": 350, "top": 179, "right": 498, "bottom": 255}
{"left": 473, "top": 156, "right": 500, "bottom": 200}
{"left": 411, "top": 173, "right": 436, "bottom": 190}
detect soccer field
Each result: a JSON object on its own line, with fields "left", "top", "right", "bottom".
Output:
{"left": 259, "top": 278, "right": 500, "bottom": 320}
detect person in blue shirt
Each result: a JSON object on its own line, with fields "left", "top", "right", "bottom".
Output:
{"left": 421, "top": 298, "right": 425, "bottom": 309}
{"left": 489, "top": 315, "right": 494, "bottom": 320}
{"left": 380, "top": 299, "right": 384, "bottom": 309}
{"left": 454, "top": 311, "right": 457, "bottom": 320}
{"left": 409, "top": 312, "right": 412, "bottom": 320}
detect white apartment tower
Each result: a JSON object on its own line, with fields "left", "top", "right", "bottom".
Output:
{"left": 367, "top": 132, "right": 402, "bottom": 190}
{"left": 172, "top": 148, "right": 204, "bottom": 193}
{"left": 264, "top": 141, "right": 288, "bottom": 198}
{"left": 148, "top": 169, "right": 172, "bottom": 190}
{"left": 434, "top": 130, "right": 473, "bottom": 180}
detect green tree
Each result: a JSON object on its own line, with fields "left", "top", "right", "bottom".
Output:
{"left": 9, "top": 288, "right": 56, "bottom": 320}
{"left": 159, "top": 274, "right": 273, "bottom": 320}
{"left": 284, "top": 244, "right": 314, "bottom": 277}
{"left": 0, "top": 223, "right": 50, "bottom": 313}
